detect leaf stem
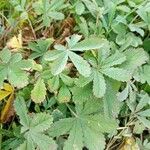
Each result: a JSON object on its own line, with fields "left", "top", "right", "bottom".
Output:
{"left": 66, "top": 103, "right": 78, "bottom": 118}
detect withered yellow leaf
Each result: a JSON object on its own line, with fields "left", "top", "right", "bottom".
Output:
{"left": 119, "top": 137, "right": 140, "bottom": 150}
{"left": 3, "top": 83, "right": 14, "bottom": 92}
{"left": 0, "top": 93, "right": 15, "bottom": 123}
{"left": 0, "top": 83, "right": 14, "bottom": 123}
{"left": 0, "top": 83, "right": 14, "bottom": 101}
{"left": 7, "top": 31, "right": 22, "bottom": 50}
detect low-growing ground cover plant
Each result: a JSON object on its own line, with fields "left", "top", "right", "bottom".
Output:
{"left": 0, "top": 0, "right": 150, "bottom": 150}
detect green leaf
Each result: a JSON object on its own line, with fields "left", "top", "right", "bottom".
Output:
{"left": 69, "top": 51, "right": 91, "bottom": 77}
{"left": 137, "top": 116, "right": 150, "bottom": 129}
{"left": 83, "top": 126, "right": 105, "bottom": 150}
{"left": 71, "top": 38, "right": 108, "bottom": 51}
{"left": 14, "top": 96, "right": 30, "bottom": 128}
{"left": 49, "top": 118, "right": 75, "bottom": 137}
{"left": 63, "top": 120, "right": 83, "bottom": 150}
{"left": 136, "top": 93, "right": 150, "bottom": 111}
{"left": 48, "top": 11, "right": 64, "bottom": 20}
{"left": 44, "top": 50, "right": 65, "bottom": 61}
{"left": 71, "top": 83, "right": 97, "bottom": 104}
{"left": 75, "top": 2, "right": 85, "bottom": 15}
{"left": 101, "top": 67, "right": 131, "bottom": 82}
{"left": 30, "top": 113, "right": 53, "bottom": 132}
{"left": 102, "top": 51, "right": 126, "bottom": 68}
{"left": 31, "top": 78, "right": 46, "bottom": 103}
{"left": 93, "top": 70, "right": 106, "bottom": 98}
{"left": 8, "top": 68, "right": 29, "bottom": 88}
{"left": 0, "top": 48, "right": 11, "bottom": 63}
{"left": 121, "top": 48, "right": 149, "bottom": 71}
{"left": 29, "top": 38, "right": 53, "bottom": 59}
{"left": 29, "top": 132, "right": 57, "bottom": 150}
{"left": 60, "top": 73, "right": 74, "bottom": 86}
{"left": 57, "top": 85, "right": 71, "bottom": 103}
{"left": 48, "top": 76, "right": 60, "bottom": 92}
{"left": 103, "top": 79, "right": 121, "bottom": 118}
{"left": 48, "top": 101, "right": 117, "bottom": 150}
{"left": 33, "top": 0, "right": 65, "bottom": 26}
{"left": 137, "top": 109, "right": 150, "bottom": 117}
{"left": 51, "top": 51, "right": 68, "bottom": 75}
{"left": 0, "top": 49, "right": 32, "bottom": 88}
{"left": 75, "top": 75, "right": 92, "bottom": 87}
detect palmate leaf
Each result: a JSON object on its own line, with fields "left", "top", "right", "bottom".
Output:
{"left": 44, "top": 34, "right": 107, "bottom": 76}
{"left": 0, "top": 48, "right": 32, "bottom": 88}
{"left": 28, "top": 38, "right": 53, "bottom": 59}
{"left": 48, "top": 101, "right": 117, "bottom": 150}
{"left": 121, "top": 48, "right": 149, "bottom": 71}
{"left": 33, "top": 0, "right": 65, "bottom": 26}
{"left": 75, "top": 50, "right": 131, "bottom": 98}
{"left": 14, "top": 97, "right": 57, "bottom": 150}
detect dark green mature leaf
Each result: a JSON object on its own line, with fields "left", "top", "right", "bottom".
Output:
{"left": 48, "top": 101, "right": 117, "bottom": 150}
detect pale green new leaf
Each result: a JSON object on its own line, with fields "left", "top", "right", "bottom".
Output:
{"left": 31, "top": 78, "right": 46, "bottom": 103}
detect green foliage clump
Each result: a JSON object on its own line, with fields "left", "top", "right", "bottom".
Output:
{"left": 0, "top": 0, "right": 150, "bottom": 150}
